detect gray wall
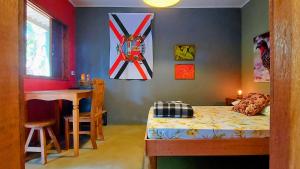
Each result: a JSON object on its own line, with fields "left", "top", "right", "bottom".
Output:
{"left": 242, "top": 0, "right": 270, "bottom": 94}
{"left": 76, "top": 7, "right": 241, "bottom": 124}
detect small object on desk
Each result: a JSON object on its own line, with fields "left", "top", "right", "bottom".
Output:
{"left": 79, "top": 76, "right": 92, "bottom": 89}
{"left": 225, "top": 97, "right": 237, "bottom": 106}
{"left": 81, "top": 73, "right": 85, "bottom": 81}
{"left": 78, "top": 73, "right": 92, "bottom": 89}
{"left": 79, "top": 81, "right": 92, "bottom": 89}
{"left": 79, "top": 80, "right": 92, "bottom": 89}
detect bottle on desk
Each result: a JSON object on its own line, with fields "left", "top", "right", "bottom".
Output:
{"left": 79, "top": 73, "right": 92, "bottom": 89}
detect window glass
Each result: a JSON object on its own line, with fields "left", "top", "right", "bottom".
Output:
{"left": 26, "top": 4, "right": 51, "bottom": 77}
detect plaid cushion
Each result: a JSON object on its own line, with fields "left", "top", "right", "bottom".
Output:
{"left": 154, "top": 101, "right": 194, "bottom": 118}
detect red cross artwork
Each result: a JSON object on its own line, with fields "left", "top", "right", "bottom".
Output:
{"left": 109, "top": 13, "right": 153, "bottom": 80}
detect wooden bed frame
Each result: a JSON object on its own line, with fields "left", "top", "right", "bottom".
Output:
{"left": 145, "top": 134, "right": 269, "bottom": 169}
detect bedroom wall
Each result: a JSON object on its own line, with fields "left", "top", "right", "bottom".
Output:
{"left": 76, "top": 7, "right": 241, "bottom": 124}
{"left": 241, "top": 0, "right": 270, "bottom": 94}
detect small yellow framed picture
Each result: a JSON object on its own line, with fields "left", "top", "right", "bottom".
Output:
{"left": 174, "top": 44, "right": 196, "bottom": 61}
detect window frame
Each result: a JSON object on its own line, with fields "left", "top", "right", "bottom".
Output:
{"left": 25, "top": 1, "right": 68, "bottom": 81}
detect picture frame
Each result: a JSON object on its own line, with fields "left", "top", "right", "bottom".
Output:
{"left": 174, "top": 44, "right": 196, "bottom": 61}
{"left": 174, "top": 64, "right": 195, "bottom": 80}
{"left": 253, "top": 32, "right": 270, "bottom": 82}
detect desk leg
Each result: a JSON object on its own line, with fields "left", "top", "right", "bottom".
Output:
{"left": 72, "top": 99, "right": 79, "bottom": 156}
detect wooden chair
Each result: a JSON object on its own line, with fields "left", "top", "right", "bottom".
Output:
{"left": 24, "top": 120, "right": 61, "bottom": 164}
{"left": 64, "top": 78, "right": 105, "bottom": 150}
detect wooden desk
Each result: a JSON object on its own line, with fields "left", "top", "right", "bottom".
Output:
{"left": 24, "top": 89, "right": 92, "bottom": 157}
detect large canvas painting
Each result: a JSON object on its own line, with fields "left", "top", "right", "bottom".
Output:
{"left": 254, "top": 32, "right": 270, "bottom": 82}
{"left": 109, "top": 13, "right": 154, "bottom": 80}
{"left": 175, "top": 64, "right": 195, "bottom": 80}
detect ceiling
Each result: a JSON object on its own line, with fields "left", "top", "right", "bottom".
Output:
{"left": 69, "top": 0, "right": 250, "bottom": 8}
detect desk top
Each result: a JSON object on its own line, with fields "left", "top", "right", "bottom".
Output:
{"left": 24, "top": 89, "right": 92, "bottom": 101}
{"left": 25, "top": 89, "right": 91, "bottom": 94}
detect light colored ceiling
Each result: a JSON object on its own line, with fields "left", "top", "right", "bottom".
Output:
{"left": 69, "top": 0, "right": 250, "bottom": 8}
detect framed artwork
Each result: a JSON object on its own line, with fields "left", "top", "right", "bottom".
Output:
{"left": 109, "top": 13, "right": 154, "bottom": 80}
{"left": 254, "top": 32, "right": 270, "bottom": 82}
{"left": 175, "top": 64, "right": 195, "bottom": 80}
{"left": 174, "top": 44, "right": 196, "bottom": 61}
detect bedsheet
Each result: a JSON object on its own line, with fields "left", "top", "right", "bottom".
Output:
{"left": 146, "top": 106, "right": 270, "bottom": 139}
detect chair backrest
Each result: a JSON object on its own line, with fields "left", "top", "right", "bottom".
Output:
{"left": 90, "top": 78, "right": 105, "bottom": 119}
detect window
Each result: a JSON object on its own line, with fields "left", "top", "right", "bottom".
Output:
{"left": 26, "top": 3, "right": 68, "bottom": 79}
{"left": 26, "top": 4, "right": 51, "bottom": 77}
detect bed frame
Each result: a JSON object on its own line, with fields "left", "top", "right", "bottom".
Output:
{"left": 145, "top": 134, "right": 269, "bottom": 169}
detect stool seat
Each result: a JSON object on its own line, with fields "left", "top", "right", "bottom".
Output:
{"left": 25, "top": 120, "right": 55, "bottom": 128}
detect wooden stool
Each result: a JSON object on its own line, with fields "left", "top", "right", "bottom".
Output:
{"left": 25, "top": 120, "right": 61, "bottom": 164}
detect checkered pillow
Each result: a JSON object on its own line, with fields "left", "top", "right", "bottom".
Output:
{"left": 154, "top": 101, "right": 194, "bottom": 118}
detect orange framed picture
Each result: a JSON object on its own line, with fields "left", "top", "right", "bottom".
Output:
{"left": 174, "top": 64, "right": 195, "bottom": 80}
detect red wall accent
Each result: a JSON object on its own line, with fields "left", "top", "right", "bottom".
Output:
{"left": 24, "top": 0, "right": 76, "bottom": 91}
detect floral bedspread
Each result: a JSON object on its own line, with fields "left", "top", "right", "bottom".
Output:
{"left": 147, "top": 106, "right": 270, "bottom": 139}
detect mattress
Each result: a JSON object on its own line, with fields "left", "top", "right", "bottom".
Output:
{"left": 147, "top": 106, "right": 270, "bottom": 139}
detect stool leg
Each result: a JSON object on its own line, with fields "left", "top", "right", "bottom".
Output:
{"left": 39, "top": 128, "right": 47, "bottom": 164}
{"left": 25, "top": 128, "right": 35, "bottom": 153}
{"left": 64, "top": 118, "right": 70, "bottom": 150}
{"left": 47, "top": 127, "right": 61, "bottom": 153}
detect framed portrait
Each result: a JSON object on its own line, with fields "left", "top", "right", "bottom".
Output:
{"left": 254, "top": 32, "right": 270, "bottom": 82}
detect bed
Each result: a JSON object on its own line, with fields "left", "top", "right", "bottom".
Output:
{"left": 145, "top": 106, "right": 270, "bottom": 169}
